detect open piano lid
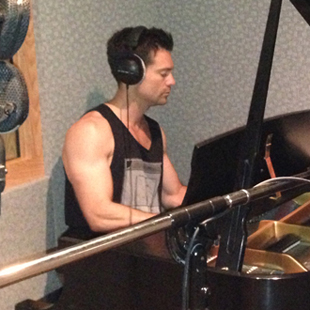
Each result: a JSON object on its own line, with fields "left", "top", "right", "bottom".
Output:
{"left": 182, "top": 109, "right": 310, "bottom": 218}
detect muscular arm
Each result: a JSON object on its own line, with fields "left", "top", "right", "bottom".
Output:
{"left": 160, "top": 128, "right": 187, "bottom": 208}
{"left": 62, "top": 111, "right": 155, "bottom": 233}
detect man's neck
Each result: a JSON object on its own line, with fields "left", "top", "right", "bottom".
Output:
{"left": 107, "top": 86, "right": 148, "bottom": 127}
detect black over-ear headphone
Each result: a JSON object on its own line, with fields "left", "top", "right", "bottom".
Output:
{"left": 111, "top": 26, "right": 147, "bottom": 85}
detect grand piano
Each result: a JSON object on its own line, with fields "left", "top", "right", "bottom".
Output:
{"left": 16, "top": 108, "right": 310, "bottom": 310}
{"left": 16, "top": 0, "right": 310, "bottom": 309}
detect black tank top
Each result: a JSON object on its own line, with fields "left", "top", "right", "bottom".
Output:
{"left": 64, "top": 104, "right": 163, "bottom": 235}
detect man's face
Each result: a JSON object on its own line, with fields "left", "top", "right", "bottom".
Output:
{"left": 136, "top": 48, "right": 175, "bottom": 107}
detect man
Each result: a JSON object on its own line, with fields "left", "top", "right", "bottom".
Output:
{"left": 63, "top": 26, "right": 186, "bottom": 236}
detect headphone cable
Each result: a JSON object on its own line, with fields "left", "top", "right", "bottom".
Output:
{"left": 126, "top": 84, "right": 133, "bottom": 227}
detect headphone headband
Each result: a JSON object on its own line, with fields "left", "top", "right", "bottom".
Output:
{"left": 111, "top": 26, "right": 147, "bottom": 85}
{"left": 126, "top": 26, "right": 147, "bottom": 49}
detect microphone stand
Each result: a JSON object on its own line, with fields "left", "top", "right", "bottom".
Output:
{"left": 0, "top": 171, "right": 309, "bottom": 290}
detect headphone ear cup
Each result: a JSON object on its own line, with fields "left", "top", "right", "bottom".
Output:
{"left": 111, "top": 53, "right": 145, "bottom": 85}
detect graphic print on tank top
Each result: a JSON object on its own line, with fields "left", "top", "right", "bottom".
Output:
{"left": 121, "top": 158, "right": 161, "bottom": 214}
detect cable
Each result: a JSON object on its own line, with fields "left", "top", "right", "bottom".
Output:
{"left": 200, "top": 208, "right": 231, "bottom": 226}
{"left": 246, "top": 176, "right": 310, "bottom": 223}
{"left": 181, "top": 195, "right": 252, "bottom": 309}
{"left": 181, "top": 225, "right": 201, "bottom": 310}
{"left": 120, "top": 84, "right": 133, "bottom": 227}
{"left": 254, "top": 176, "right": 310, "bottom": 188}
{"left": 126, "top": 84, "right": 133, "bottom": 227}
{"left": 198, "top": 177, "right": 310, "bottom": 225}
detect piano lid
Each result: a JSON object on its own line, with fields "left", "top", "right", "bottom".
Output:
{"left": 183, "top": 109, "right": 310, "bottom": 210}
{"left": 168, "top": 0, "right": 310, "bottom": 272}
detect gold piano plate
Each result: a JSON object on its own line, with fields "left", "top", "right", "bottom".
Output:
{"left": 208, "top": 243, "right": 307, "bottom": 274}
{"left": 206, "top": 219, "right": 310, "bottom": 274}
{"left": 246, "top": 220, "right": 310, "bottom": 272}
{"left": 247, "top": 220, "right": 310, "bottom": 249}
{"left": 243, "top": 248, "right": 307, "bottom": 274}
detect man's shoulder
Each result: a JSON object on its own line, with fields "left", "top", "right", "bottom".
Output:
{"left": 78, "top": 110, "right": 109, "bottom": 129}
{"left": 63, "top": 109, "right": 115, "bottom": 161}
{"left": 67, "top": 109, "right": 113, "bottom": 143}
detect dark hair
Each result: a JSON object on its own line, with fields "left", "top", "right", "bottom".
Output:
{"left": 107, "top": 26, "right": 173, "bottom": 80}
